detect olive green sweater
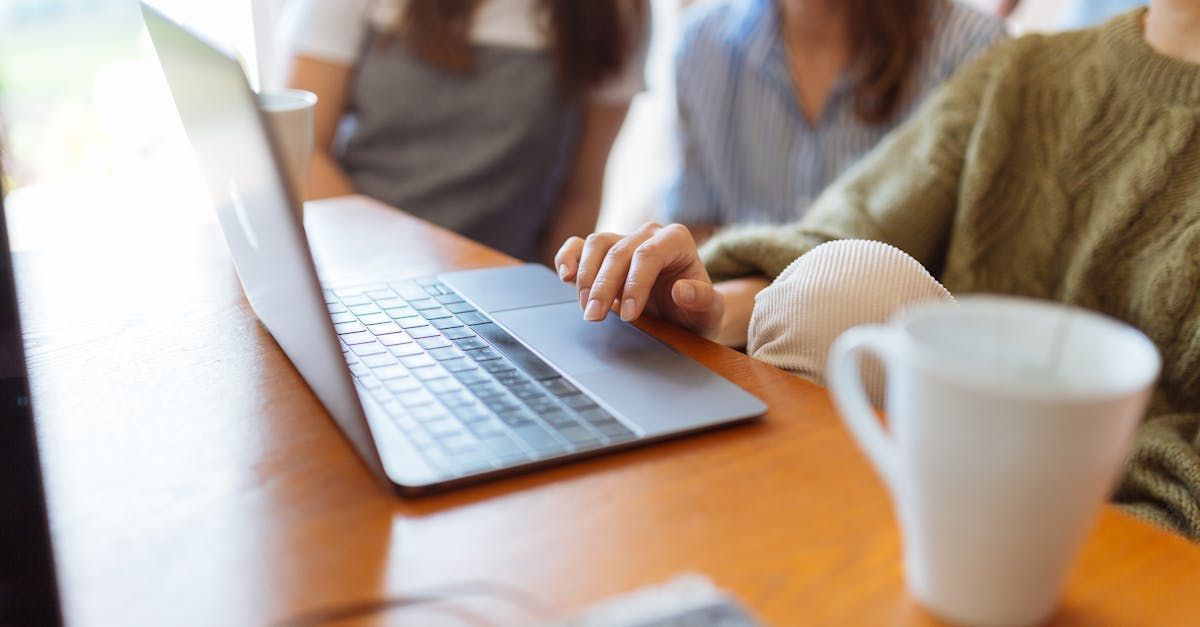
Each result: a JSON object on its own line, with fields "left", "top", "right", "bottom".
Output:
{"left": 700, "top": 9, "right": 1200, "bottom": 539}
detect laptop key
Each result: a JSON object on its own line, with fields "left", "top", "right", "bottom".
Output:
{"left": 331, "top": 315, "right": 359, "bottom": 327}
{"left": 367, "top": 322, "right": 403, "bottom": 336}
{"left": 341, "top": 331, "right": 376, "bottom": 345}
{"left": 385, "top": 306, "right": 419, "bottom": 319}
{"left": 493, "top": 370, "right": 528, "bottom": 386}
{"left": 453, "top": 336, "right": 487, "bottom": 350}
{"left": 541, "top": 377, "right": 579, "bottom": 397}
{"left": 394, "top": 284, "right": 428, "bottom": 300}
{"left": 443, "top": 327, "right": 475, "bottom": 341}
{"left": 454, "top": 369, "right": 490, "bottom": 385}
{"left": 385, "top": 377, "right": 423, "bottom": 393}
{"left": 561, "top": 394, "right": 597, "bottom": 410}
{"left": 398, "top": 317, "right": 431, "bottom": 329}
{"left": 466, "top": 381, "right": 506, "bottom": 398}
{"left": 466, "top": 347, "right": 501, "bottom": 362}
{"left": 484, "top": 396, "right": 524, "bottom": 413}
{"left": 427, "top": 347, "right": 462, "bottom": 361}
{"left": 430, "top": 317, "right": 464, "bottom": 330}
{"left": 372, "top": 364, "right": 408, "bottom": 380}
{"left": 497, "top": 409, "right": 537, "bottom": 427}
{"left": 388, "top": 343, "right": 424, "bottom": 357}
{"left": 400, "top": 354, "right": 436, "bottom": 369}
{"left": 436, "top": 431, "right": 477, "bottom": 453}
{"left": 420, "top": 307, "right": 453, "bottom": 320}
{"left": 410, "top": 299, "right": 442, "bottom": 311}
{"left": 348, "top": 363, "right": 371, "bottom": 378}
{"left": 407, "top": 326, "right": 441, "bottom": 339}
{"left": 349, "top": 303, "right": 381, "bottom": 315}
{"left": 322, "top": 289, "right": 338, "bottom": 304}
{"left": 359, "top": 312, "right": 391, "bottom": 325}
{"left": 481, "top": 359, "right": 516, "bottom": 374}
{"left": 541, "top": 410, "right": 576, "bottom": 427}
{"left": 434, "top": 292, "right": 464, "bottom": 304}
{"left": 446, "top": 302, "right": 476, "bottom": 314}
{"left": 416, "top": 336, "right": 451, "bottom": 350}
{"left": 374, "top": 297, "right": 408, "bottom": 310}
{"left": 509, "top": 383, "right": 543, "bottom": 400}
{"left": 379, "top": 332, "right": 413, "bottom": 346}
{"left": 367, "top": 288, "right": 399, "bottom": 301}
{"left": 341, "top": 294, "right": 371, "bottom": 306}
{"left": 440, "top": 358, "right": 477, "bottom": 373}
{"left": 351, "top": 342, "right": 387, "bottom": 357}
{"left": 457, "top": 311, "right": 489, "bottom": 326}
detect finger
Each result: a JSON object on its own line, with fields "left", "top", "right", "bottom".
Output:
{"left": 575, "top": 232, "right": 622, "bottom": 310}
{"left": 619, "top": 224, "right": 698, "bottom": 321}
{"left": 554, "top": 236, "right": 585, "bottom": 282}
{"left": 585, "top": 224, "right": 659, "bottom": 321}
{"left": 671, "top": 278, "right": 718, "bottom": 312}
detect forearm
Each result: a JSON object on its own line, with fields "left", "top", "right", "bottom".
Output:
{"left": 306, "top": 151, "right": 356, "bottom": 200}
{"left": 711, "top": 276, "right": 771, "bottom": 348}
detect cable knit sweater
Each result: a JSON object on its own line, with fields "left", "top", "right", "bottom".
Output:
{"left": 700, "top": 9, "right": 1200, "bottom": 539}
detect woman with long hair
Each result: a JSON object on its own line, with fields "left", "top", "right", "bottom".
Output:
{"left": 280, "top": 0, "right": 649, "bottom": 263}
{"left": 665, "top": 0, "right": 1006, "bottom": 241}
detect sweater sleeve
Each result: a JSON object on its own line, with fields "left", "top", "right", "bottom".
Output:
{"left": 699, "top": 42, "right": 1007, "bottom": 282}
{"left": 1115, "top": 411, "right": 1200, "bottom": 540}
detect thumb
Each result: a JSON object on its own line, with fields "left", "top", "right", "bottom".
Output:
{"left": 671, "top": 279, "right": 717, "bottom": 312}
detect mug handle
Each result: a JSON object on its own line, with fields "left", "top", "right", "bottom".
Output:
{"left": 827, "top": 325, "right": 900, "bottom": 491}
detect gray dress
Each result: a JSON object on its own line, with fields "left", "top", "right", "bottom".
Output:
{"left": 337, "top": 32, "right": 580, "bottom": 261}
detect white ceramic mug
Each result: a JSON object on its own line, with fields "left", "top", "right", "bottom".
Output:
{"left": 827, "top": 296, "right": 1159, "bottom": 626}
{"left": 257, "top": 89, "right": 317, "bottom": 210}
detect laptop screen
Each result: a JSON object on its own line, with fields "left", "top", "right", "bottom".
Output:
{"left": 0, "top": 164, "right": 63, "bottom": 625}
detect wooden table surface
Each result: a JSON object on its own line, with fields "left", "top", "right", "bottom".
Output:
{"left": 18, "top": 195, "right": 1200, "bottom": 626}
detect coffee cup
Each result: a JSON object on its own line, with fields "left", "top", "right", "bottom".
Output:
{"left": 256, "top": 89, "right": 317, "bottom": 211}
{"left": 827, "top": 295, "right": 1159, "bottom": 625}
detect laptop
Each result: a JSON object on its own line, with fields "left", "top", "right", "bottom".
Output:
{"left": 141, "top": 3, "right": 766, "bottom": 495}
{"left": 0, "top": 159, "right": 64, "bottom": 625}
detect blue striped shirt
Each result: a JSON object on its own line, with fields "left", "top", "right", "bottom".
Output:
{"left": 663, "top": 0, "right": 1007, "bottom": 227}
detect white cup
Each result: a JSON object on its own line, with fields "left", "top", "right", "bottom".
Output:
{"left": 257, "top": 88, "right": 317, "bottom": 208}
{"left": 827, "top": 296, "right": 1159, "bottom": 626}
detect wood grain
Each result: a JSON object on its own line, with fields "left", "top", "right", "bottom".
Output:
{"left": 18, "top": 195, "right": 1200, "bottom": 626}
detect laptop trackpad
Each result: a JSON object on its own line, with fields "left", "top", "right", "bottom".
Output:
{"left": 490, "top": 302, "right": 681, "bottom": 376}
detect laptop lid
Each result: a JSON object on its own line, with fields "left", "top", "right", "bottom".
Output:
{"left": 140, "top": 3, "right": 388, "bottom": 485}
{"left": 0, "top": 155, "right": 63, "bottom": 625}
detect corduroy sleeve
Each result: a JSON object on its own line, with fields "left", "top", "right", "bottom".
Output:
{"left": 1115, "top": 412, "right": 1200, "bottom": 540}
{"left": 699, "top": 39, "right": 1016, "bottom": 282}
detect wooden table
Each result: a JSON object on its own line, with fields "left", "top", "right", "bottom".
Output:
{"left": 18, "top": 195, "right": 1200, "bottom": 626}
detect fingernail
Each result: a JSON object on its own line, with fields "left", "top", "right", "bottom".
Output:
{"left": 558, "top": 264, "right": 569, "bottom": 280}
{"left": 620, "top": 298, "right": 637, "bottom": 321}
{"left": 584, "top": 299, "right": 606, "bottom": 321}
{"left": 678, "top": 282, "right": 696, "bottom": 304}
{"left": 578, "top": 288, "right": 590, "bottom": 310}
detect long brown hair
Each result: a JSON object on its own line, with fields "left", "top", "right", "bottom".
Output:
{"left": 397, "top": 0, "right": 646, "bottom": 99}
{"left": 845, "top": 0, "right": 934, "bottom": 123}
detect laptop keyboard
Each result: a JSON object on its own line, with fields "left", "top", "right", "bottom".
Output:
{"left": 323, "top": 277, "right": 638, "bottom": 478}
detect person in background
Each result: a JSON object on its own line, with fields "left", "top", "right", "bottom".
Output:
{"left": 557, "top": 2, "right": 1200, "bottom": 539}
{"left": 663, "top": 0, "right": 1006, "bottom": 242}
{"left": 279, "top": 0, "right": 649, "bottom": 263}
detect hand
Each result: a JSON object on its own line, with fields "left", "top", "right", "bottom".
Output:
{"left": 554, "top": 222, "right": 725, "bottom": 338}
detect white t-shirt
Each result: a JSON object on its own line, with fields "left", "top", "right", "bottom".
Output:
{"left": 279, "top": 0, "right": 650, "bottom": 103}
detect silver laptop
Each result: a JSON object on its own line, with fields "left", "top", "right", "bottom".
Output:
{"left": 142, "top": 3, "right": 766, "bottom": 494}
